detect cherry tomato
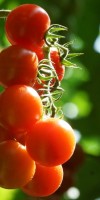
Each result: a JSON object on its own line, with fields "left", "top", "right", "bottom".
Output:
{"left": 0, "top": 45, "right": 38, "bottom": 87}
{"left": 5, "top": 4, "right": 51, "bottom": 49}
{"left": 0, "top": 85, "right": 43, "bottom": 133}
{"left": 26, "top": 118, "right": 76, "bottom": 167}
{"left": 22, "top": 163, "right": 63, "bottom": 197}
{"left": 33, "top": 78, "right": 45, "bottom": 96}
{"left": 0, "top": 140, "right": 36, "bottom": 189}
{"left": 32, "top": 46, "right": 44, "bottom": 61}
{"left": 50, "top": 49, "right": 65, "bottom": 81}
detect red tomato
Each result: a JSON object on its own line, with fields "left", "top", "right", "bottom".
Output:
{"left": 33, "top": 78, "right": 45, "bottom": 96}
{"left": 0, "top": 45, "right": 38, "bottom": 87}
{"left": 50, "top": 49, "right": 65, "bottom": 81}
{"left": 5, "top": 4, "right": 51, "bottom": 49}
{"left": 32, "top": 46, "right": 44, "bottom": 61}
{"left": 26, "top": 118, "right": 76, "bottom": 167}
{"left": 0, "top": 85, "right": 43, "bottom": 133}
{"left": 22, "top": 163, "right": 63, "bottom": 197}
{"left": 0, "top": 140, "right": 36, "bottom": 189}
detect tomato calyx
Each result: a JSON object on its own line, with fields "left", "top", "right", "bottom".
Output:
{"left": 34, "top": 24, "right": 82, "bottom": 117}
{"left": 45, "top": 24, "right": 82, "bottom": 69}
{"left": 45, "top": 24, "right": 68, "bottom": 46}
{"left": 37, "top": 58, "right": 64, "bottom": 117}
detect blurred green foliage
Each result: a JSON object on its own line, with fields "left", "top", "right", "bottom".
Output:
{"left": 0, "top": 0, "right": 100, "bottom": 199}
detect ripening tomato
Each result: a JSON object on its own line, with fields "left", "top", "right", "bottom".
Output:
{"left": 5, "top": 4, "right": 51, "bottom": 49}
{"left": 21, "top": 163, "right": 63, "bottom": 197}
{"left": 26, "top": 118, "right": 76, "bottom": 167}
{"left": 0, "top": 85, "right": 43, "bottom": 133}
{"left": 0, "top": 45, "right": 38, "bottom": 87}
{"left": 0, "top": 140, "right": 36, "bottom": 189}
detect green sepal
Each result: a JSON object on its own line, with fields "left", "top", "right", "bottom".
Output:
{"left": 47, "top": 24, "right": 68, "bottom": 33}
{"left": 62, "top": 59, "right": 79, "bottom": 68}
{"left": 67, "top": 53, "right": 84, "bottom": 59}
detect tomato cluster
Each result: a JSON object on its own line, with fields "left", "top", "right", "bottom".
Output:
{"left": 0, "top": 4, "right": 76, "bottom": 197}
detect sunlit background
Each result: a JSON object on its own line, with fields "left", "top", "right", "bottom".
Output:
{"left": 0, "top": 0, "right": 100, "bottom": 199}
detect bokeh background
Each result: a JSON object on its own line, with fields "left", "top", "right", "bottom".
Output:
{"left": 0, "top": 0, "right": 100, "bottom": 200}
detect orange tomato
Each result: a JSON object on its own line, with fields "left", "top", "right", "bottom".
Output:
{"left": 22, "top": 163, "right": 63, "bottom": 197}
{"left": 0, "top": 140, "right": 36, "bottom": 189}
{"left": 0, "top": 85, "right": 43, "bottom": 133}
{"left": 26, "top": 118, "right": 76, "bottom": 167}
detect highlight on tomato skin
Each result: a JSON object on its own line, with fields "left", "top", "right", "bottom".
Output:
{"left": 26, "top": 117, "right": 76, "bottom": 167}
{"left": 0, "top": 85, "right": 43, "bottom": 133}
{"left": 0, "top": 45, "right": 38, "bottom": 87}
{"left": 5, "top": 4, "right": 51, "bottom": 49}
{"left": 21, "top": 163, "right": 63, "bottom": 197}
{"left": 0, "top": 140, "right": 36, "bottom": 189}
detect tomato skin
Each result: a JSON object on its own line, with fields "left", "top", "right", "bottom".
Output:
{"left": 0, "top": 45, "right": 38, "bottom": 87}
{"left": 33, "top": 78, "right": 45, "bottom": 96}
{"left": 32, "top": 46, "right": 44, "bottom": 61}
{"left": 22, "top": 163, "right": 63, "bottom": 197}
{"left": 0, "top": 125, "right": 13, "bottom": 143}
{"left": 5, "top": 4, "right": 50, "bottom": 49}
{"left": 0, "top": 140, "right": 36, "bottom": 189}
{"left": 26, "top": 118, "right": 76, "bottom": 167}
{"left": 50, "top": 49, "right": 65, "bottom": 81}
{"left": 0, "top": 85, "right": 43, "bottom": 133}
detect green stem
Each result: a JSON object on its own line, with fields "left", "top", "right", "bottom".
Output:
{"left": 38, "top": 47, "right": 63, "bottom": 117}
{"left": 0, "top": 10, "right": 11, "bottom": 18}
